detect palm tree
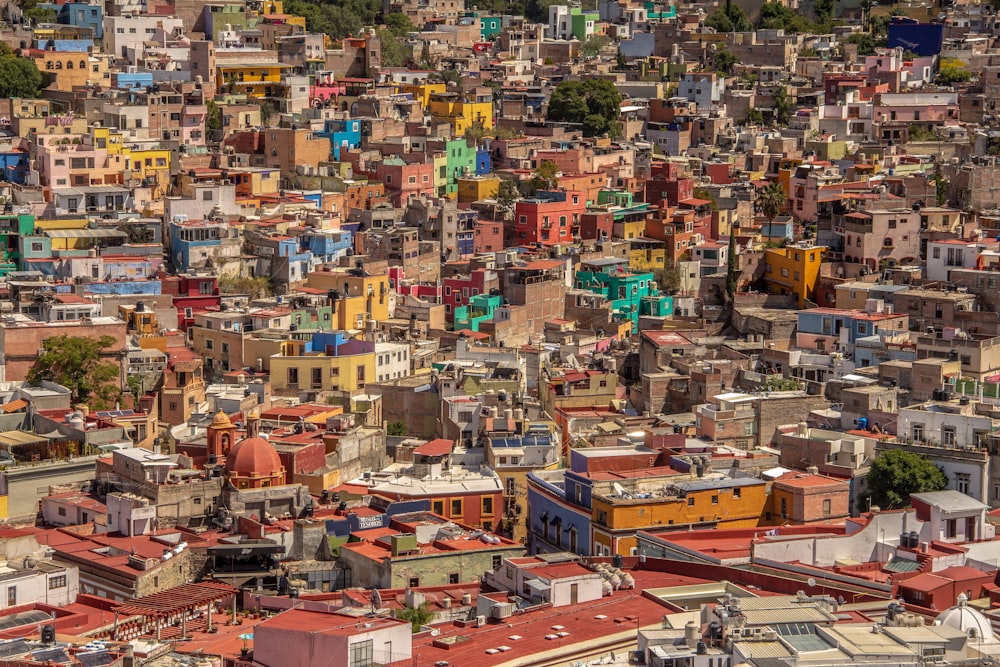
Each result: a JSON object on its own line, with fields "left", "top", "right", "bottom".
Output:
{"left": 758, "top": 181, "right": 787, "bottom": 225}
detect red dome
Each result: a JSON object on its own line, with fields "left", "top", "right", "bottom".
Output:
{"left": 225, "top": 437, "right": 283, "bottom": 478}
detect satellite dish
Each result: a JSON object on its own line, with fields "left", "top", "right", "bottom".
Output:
{"left": 807, "top": 578, "right": 817, "bottom": 588}
{"left": 613, "top": 482, "right": 627, "bottom": 497}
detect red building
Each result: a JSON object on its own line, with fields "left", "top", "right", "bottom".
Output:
{"left": 473, "top": 220, "right": 503, "bottom": 253}
{"left": 443, "top": 268, "right": 499, "bottom": 320}
{"left": 161, "top": 272, "right": 221, "bottom": 331}
{"left": 510, "top": 190, "right": 585, "bottom": 247}
{"left": 579, "top": 210, "right": 613, "bottom": 242}
{"left": 374, "top": 159, "right": 436, "bottom": 207}
{"left": 644, "top": 162, "right": 694, "bottom": 207}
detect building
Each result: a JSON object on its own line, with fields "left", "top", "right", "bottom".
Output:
{"left": 763, "top": 242, "right": 827, "bottom": 307}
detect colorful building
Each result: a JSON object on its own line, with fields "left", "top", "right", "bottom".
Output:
{"left": 428, "top": 87, "right": 494, "bottom": 134}
{"left": 763, "top": 242, "right": 827, "bottom": 307}
{"left": 512, "top": 190, "right": 585, "bottom": 246}
{"left": 453, "top": 293, "right": 504, "bottom": 332}
{"left": 574, "top": 257, "right": 671, "bottom": 332}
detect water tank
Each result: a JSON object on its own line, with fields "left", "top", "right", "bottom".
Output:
{"left": 514, "top": 408, "right": 524, "bottom": 421}
{"left": 908, "top": 531, "right": 919, "bottom": 548}
{"left": 504, "top": 408, "right": 514, "bottom": 420}
{"left": 856, "top": 417, "right": 868, "bottom": 431}
{"left": 70, "top": 411, "right": 86, "bottom": 431}
{"left": 612, "top": 553, "right": 623, "bottom": 568}
{"left": 461, "top": 593, "right": 472, "bottom": 605}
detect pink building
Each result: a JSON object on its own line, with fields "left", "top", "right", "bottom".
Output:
{"left": 375, "top": 158, "right": 436, "bottom": 207}
{"left": 35, "top": 132, "right": 128, "bottom": 189}
{"left": 836, "top": 206, "right": 921, "bottom": 271}
{"left": 443, "top": 268, "right": 498, "bottom": 320}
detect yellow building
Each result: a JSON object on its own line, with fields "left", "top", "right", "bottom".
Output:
{"left": 399, "top": 82, "right": 447, "bottom": 108}
{"left": 628, "top": 238, "right": 666, "bottom": 273}
{"left": 763, "top": 242, "right": 827, "bottom": 307}
{"left": 305, "top": 270, "right": 391, "bottom": 327}
{"left": 615, "top": 218, "right": 646, "bottom": 241}
{"left": 130, "top": 146, "right": 171, "bottom": 191}
{"left": 457, "top": 175, "right": 500, "bottom": 204}
{"left": 269, "top": 346, "right": 376, "bottom": 394}
{"left": 27, "top": 50, "right": 107, "bottom": 92}
{"left": 432, "top": 152, "right": 448, "bottom": 197}
{"left": 589, "top": 476, "right": 768, "bottom": 556}
{"left": 216, "top": 63, "right": 291, "bottom": 98}
{"left": 428, "top": 87, "right": 494, "bottom": 134}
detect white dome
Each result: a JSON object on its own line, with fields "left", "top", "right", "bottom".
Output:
{"left": 936, "top": 594, "right": 994, "bottom": 640}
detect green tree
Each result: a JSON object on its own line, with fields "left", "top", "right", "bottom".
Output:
{"left": 757, "top": 2, "right": 816, "bottom": 32}
{"left": 843, "top": 32, "right": 881, "bottom": 56}
{"left": 934, "top": 169, "right": 949, "bottom": 207}
{"left": 383, "top": 12, "right": 415, "bottom": 37}
{"left": 743, "top": 108, "right": 764, "bottom": 125}
{"left": 396, "top": 603, "right": 434, "bottom": 632}
{"left": 378, "top": 28, "right": 409, "bottom": 68}
{"left": 530, "top": 160, "right": 560, "bottom": 192}
{"left": 546, "top": 79, "right": 621, "bottom": 137}
{"left": 704, "top": 0, "right": 752, "bottom": 33}
{"left": 206, "top": 100, "right": 222, "bottom": 132}
{"left": 714, "top": 48, "right": 738, "bottom": 75}
{"left": 725, "top": 224, "right": 739, "bottom": 304}
{"left": 386, "top": 421, "right": 408, "bottom": 436}
{"left": 866, "top": 450, "right": 947, "bottom": 510}
{"left": 495, "top": 178, "right": 520, "bottom": 219}
{"left": 758, "top": 181, "right": 787, "bottom": 224}
{"left": 936, "top": 57, "right": 970, "bottom": 85}
{"left": 763, "top": 375, "right": 802, "bottom": 391}
{"left": 580, "top": 34, "right": 611, "bottom": 59}
{"left": 259, "top": 101, "right": 277, "bottom": 126}
{"left": 27, "top": 335, "right": 121, "bottom": 408}
{"left": 772, "top": 85, "right": 792, "bottom": 126}
{"left": 654, "top": 260, "right": 682, "bottom": 294}
{"left": 0, "top": 46, "right": 42, "bottom": 99}
{"left": 219, "top": 275, "right": 273, "bottom": 298}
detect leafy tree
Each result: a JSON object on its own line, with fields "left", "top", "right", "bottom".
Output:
{"left": 763, "top": 375, "right": 802, "bottom": 391}
{"left": 934, "top": 169, "right": 949, "bottom": 207}
{"left": 0, "top": 45, "right": 42, "bottom": 99}
{"left": 259, "top": 101, "right": 277, "bottom": 126}
{"left": 530, "top": 160, "right": 560, "bottom": 192}
{"left": 758, "top": 181, "right": 786, "bottom": 224}
{"left": 714, "top": 48, "right": 738, "bottom": 75}
{"left": 206, "top": 100, "right": 222, "bottom": 132}
{"left": 387, "top": 421, "right": 408, "bottom": 436}
{"left": 813, "top": 0, "right": 835, "bottom": 26}
{"left": 397, "top": 603, "right": 434, "bottom": 632}
{"left": 219, "top": 275, "right": 273, "bottom": 298}
{"left": 743, "top": 108, "right": 764, "bottom": 125}
{"left": 866, "top": 450, "right": 947, "bottom": 510}
{"left": 936, "top": 57, "right": 970, "bottom": 85}
{"left": 377, "top": 28, "right": 408, "bottom": 68}
{"left": 22, "top": 0, "right": 56, "bottom": 24}
{"left": 495, "top": 178, "right": 520, "bottom": 219}
{"left": 464, "top": 122, "right": 487, "bottom": 145}
{"left": 843, "top": 32, "right": 881, "bottom": 56}
{"left": 704, "top": 1, "right": 752, "bottom": 33}
{"left": 654, "top": 260, "right": 682, "bottom": 294}
{"left": 772, "top": 85, "right": 792, "bottom": 126}
{"left": 547, "top": 79, "right": 621, "bottom": 137}
{"left": 27, "top": 335, "right": 121, "bottom": 408}
{"left": 580, "top": 34, "right": 611, "bottom": 59}
{"left": 726, "top": 224, "right": 739, "bottom": 303}
{"left": 757, "top": 2, "right": 816, "bottom": 33}
{"left": 383, "top": 12, "right": 415, "bottom": 37}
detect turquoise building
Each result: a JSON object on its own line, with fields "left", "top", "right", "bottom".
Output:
{"left": 574, "top": 257, "right": 672, "bottom": 332}
{"left": 454, "top": 293, "right": 504, "bottom": 332}
{"left": 445, "top": 138, "right": 477, "bottom": 196}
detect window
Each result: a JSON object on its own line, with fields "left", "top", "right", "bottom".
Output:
{"left": 448, "top": 572, "right": 459, "bottom": 584}
{"left": 6, "top": 588, "right": 14, "bottom": 606}
{"left": 482, "top": 497, "right": 494, "bottom": 515}
{"left": 942, "top": 426, "right": 957, "bottom": 447}
{"left": 912, "top": 423, "right": 924, "bottom": 441}
{"left": 204, "top": 339, "right": 214, "bottom": 350}
{"left": 733, "top": 487, "right": 741, "bottom": 499}
{"left": 711, "top": 495, "right": 719, "bottom": 504}
{"left": 492, "top": 554, "right": 502, "bottom": 569}
{"left": 312, "top": 367, "right": 323, "bottom": 388}
{"left": 349, "top": 639, "right": 373, "bottom": 667}
{"left": 780, "top": 267, "right": 789, "bottom": 277}
{"left": 287, "top": 368, "right": 299, "bottom": 386}
{"left": 57, "top": 507, "right": 66, "bottom": 517}
{"left": 48, "top": 575, "right": 67, "bottom": 590}
{"left": 407, "top": 577, "right": 420, "bottom": 588}
{"left": 780, "top": 497, "right": 788, "bottom": 519}
{"left": 432, "top": 500, "right": 444, "bottom": 515}
{"left": 687, "top": 497, "right": 695, "bottom": 506}
{"left": 822, "top": 499, "right": 831, "bottom": 516}
{"left": 451, "top": 499, "right": 463, "bottom": 516}
{"left": 956, "top": 473, "right": 970, "bottom": 495}
{"left": 947, "top": 518, "right": 957, "bottom": 538}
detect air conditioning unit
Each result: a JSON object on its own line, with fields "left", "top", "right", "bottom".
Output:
{"left": 476, "top": 615, "right": 487, "bottom": 627}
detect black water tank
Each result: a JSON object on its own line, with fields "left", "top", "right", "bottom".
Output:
{"left": 612, "top": 553, "right": 623, "bottom": 568}
{"left": 41, "top": 625, "right": 55, "bottom": 644}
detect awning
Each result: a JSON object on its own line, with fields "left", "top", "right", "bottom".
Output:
{"left": 526, "top": 579, "right": 549, "bottom": 594}
{"left": 1, "top": 399, "right": 27, "bottom": 413}
{"left": 208, "top": 543, "right": 285, "bottom": 556}
{"left": 44, "top": 229, "right": 127, "bottom": 239}
{"left": 0, "top": 430, "right": 51, "bottom": 447}
{"left": 884, "top": 557, "right": 922, "bottom": 573}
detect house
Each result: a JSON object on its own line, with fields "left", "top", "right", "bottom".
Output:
{"left": 796, "top": 302, "right": 909, "bottom": 355}
{"left": 511, "top": 190, "right": 585, "bottom": 247}
{"left": 763, "top": 242, "right": 827, "bottom": 307}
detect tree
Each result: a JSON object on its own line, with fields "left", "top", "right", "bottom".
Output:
{"left": 654, "top": 260, "right": 682, "bottom": 294}
{"left": 206, "top": 100, "right": 222, "bottom": 132}
{"left": 704, "top": 1, "right": 752, "bottom": 33}
{"left": 936, "top": 57, "right": 970, "bottom": 85}
{"left": 0, "top": 46, "right": 42, "bottom": 99}
{"left": 725, "top": 224, "right": 739, "bottom": 304}
{"left": 259, "top": 101, "right": 277, "bottom": 126}
{"left": 758, "top": 181, "right": 787, "bottom": 224}
{"left": 772, "top": 85, "right": 792, "bottom": 126}
{"left": 27, "top": 335, "right": 121, "bottom": 408}
{"left": 464, "top": 122, "right": 487, "bottom": 146}
{"left": 219, "top": 275, "right": 273, "bottom": 298}
{"left": 396, "top": 603, "right": 434, "bottom": 632}
{"left": 377, "top": 28, "right": 409, "bottom": 68}
{"left": 757, "top": 2, "right": 816, "bottom": 33}
{"left": 530, "top": 160, "right": 560, "bottom": 192}
{"left": 580, "top": 34, "right": 611, "bottom": 59}
{"left": 495, "top": 178, "right": 520, "bottom": 219}
{"left": 842, "top": 32, "right": 882, "bottom": 57}
{"left": 714, "top": 48, "right": 738, "bottom": 75}
{"left": 387, "top": 421, "right": 408, "bottom": 436}
{"left": 383, "top": 12, "right": 415, "bottom": 37}
{"left": 743, "top": 108, "right": 764, "bottom": 125}
{"left": 546, "top": 79, "right": 621, "bottom": 137}
{"left": 934, "top": 168, "right": 949, "bottom": 207}
{"left": 866, "top": 450, "right": 947, "bottom": 510}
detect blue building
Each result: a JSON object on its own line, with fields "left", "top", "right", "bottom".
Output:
{"left": 300, "top": 229, "right": 352, "bottom": 265}
{"left": 168, "top": 220, "right": 228, "bottom": 271}
{"left": 0, "top": 148, "right": 30, "bottom": 185}
{"left": 114, "top": 72, "right": 154, "bottom": 91}
{"left": 475, "top": 148, "right": 491, "bottom": 176}
{"left": 796, "top": 307, "right": 909, "bottom": 355}
{"left": 887, "top": 17, "right": 943, "bottom": 57}
{"left": 40, "top": 2, "right": 103, "bottom": 38}
{"left": 526, "top": 470, "right": 592, "bottom": 556}
{"left": 316, "top": 118, "right": 361, "bottom": 161}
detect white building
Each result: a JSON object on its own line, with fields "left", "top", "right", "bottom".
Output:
{"left": 374, "top": 341, "right": 410, "bottom": 384}
{"left": 679, "top": 72, "right": 725, "bottom": 113}
{"left": 925, "top": 239, "right": 992, "bottom": 282}
{"left": 103, "top": 14, "right": 185, "bottom": 61}
{"left": 483, "top": 554, "right": 605, "bottom": 607}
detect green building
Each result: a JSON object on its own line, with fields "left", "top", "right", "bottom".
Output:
{"left": 574, "top": 257, "right": 672, "bottom": 332}
{"left": 454, "top": 293, "right": 503, "bottom": 332}
{"left": 0, "top": 213, "right": 36, "bottom": 275}
{"left": 479, "top": 16, "right": 502, "bottom": 41}
{"left": 444, "top": 138, "right": 477, "bottom": 196}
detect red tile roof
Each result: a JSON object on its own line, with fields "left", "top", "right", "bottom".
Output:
{"left": 414, "top": 439, "right": 453, "bottom": 457}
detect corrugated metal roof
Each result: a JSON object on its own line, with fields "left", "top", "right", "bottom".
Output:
{"left": 733, "top": 640, "right": 792, "bottom": 658}
{"left": 742, "top": 607, "right": 833, "bottom": 625}
{"left": 45, "top": 229, "right": 127, "bottom": 239}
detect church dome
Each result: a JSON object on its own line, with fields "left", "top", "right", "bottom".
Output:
{"left": 225, "top": 437, "right": 283, "bottom": 479}
{"left": 211, "top": 410, "right": 234, "bottom": 428}
{"left": 936, "top": 594, "right": 993, "bottom": 640}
